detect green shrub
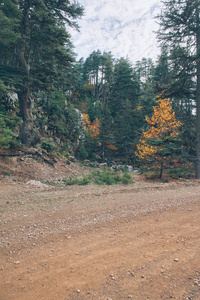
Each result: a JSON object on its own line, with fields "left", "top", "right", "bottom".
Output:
{"left": 0, "top": 116, "right": 20, "bottom": 151}
{"left": 92, "top": 170, "right": 101, "bottom": 177}
{"left": 62, "top": 170, "right": 135, "bottom": 186}
{"left": 112, "top": 174, "right": 121, "bottom": 183}
{"left": 63, "top": 177, "right": 79, "bottom": 185}
{"left": 120, "top": 172, "right": 133, "bottom": 184}
{"left": 93, "top": 170, "right": 134, "bottom": 185}
{"left": 0, "top": 98, "right": 21, "bottom": 151}
{"left": 94, "top": 170, "right": 115, "bottom": 185}
{"left": 77, "top": 176, "right": 91, "bottom": 185}
{"left": 41, "top": 141, "right": 56, "bottom": 152}
{"left": 0, "top": 126, "right": 13, "bottom": 150}
{"left": 63, "top": 175, "right": 91, "bottom": 186}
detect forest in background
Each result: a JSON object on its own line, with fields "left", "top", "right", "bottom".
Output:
{"left": 0, "top": 0, "right": 199, "bottom": 179}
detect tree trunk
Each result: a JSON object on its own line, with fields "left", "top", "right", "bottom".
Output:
{"left": 159, "top": 160, "right": 164, "bottom": 179}
{"left": 18, "top": 88, "right": 40, "bottom": 146}
{"left": 17, "top": 1, "right": 40, "bottom": 146}
{"left": 196, "top": 5, "right": 200, "bottom": 178}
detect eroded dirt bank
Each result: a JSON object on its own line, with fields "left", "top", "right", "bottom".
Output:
{"left": 0, "top": 180, "right": 200, "bottom": 300}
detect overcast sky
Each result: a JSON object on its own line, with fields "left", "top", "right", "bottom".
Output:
{"left": 70, "top": 0, "right": 162, "bottom": 64}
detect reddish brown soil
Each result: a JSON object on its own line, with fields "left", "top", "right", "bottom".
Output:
{"left": 0, "top": 154, "right": 200, "bottom": 300}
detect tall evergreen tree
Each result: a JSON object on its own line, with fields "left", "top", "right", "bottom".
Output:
{"left": 156, "top": 0, "right": 200, "bottom": 177}
{"left": 110, "top": 57, "right": 140, "bottom": 116}
{"left": 82, "top": 50, "right": 102, "bottom": 100}
{"left": 0, "top": 0, "right": 84, "bottom": 146}
{"left": 82, "top": 50, "right": 114, "bottom": 105}
{"left": 134, "top": 58, "right": 157, "bottom": 128}
{"left": 153, "top": 46, "right": 195, "bottom": 159}
{"left": 108, "top": 58, "right": 140, "bottom": 161}
{"left": 99, "top": 51, "right": 114, "bottom": 108}
{"left": 154, "top": 46, "right": 170, "bottom": 94}
{"left": 0, "top": 0, "right": 21, "bottom": 94}
{"left": 135, "top": 58, "right": 155, "bottom": 83}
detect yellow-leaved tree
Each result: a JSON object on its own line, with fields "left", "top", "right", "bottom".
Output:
{"left": 136, "top": 98, "right": 183, "bottom": 179}
{"left": 82, "top": 113, "right": 101, "bottom": 139}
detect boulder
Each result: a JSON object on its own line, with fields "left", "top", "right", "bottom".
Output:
{"left": 99, "top": 162, "right": 107, "bottom": 168}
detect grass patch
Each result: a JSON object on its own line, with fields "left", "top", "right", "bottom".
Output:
{"left": 63, "top": 170, "right": 134, "bottom": 186}
{"left": 93, "top": 170, "right": 133, "bottom": 185}
{"left": 62, "top": 175, "right": 91, "bottom": 186}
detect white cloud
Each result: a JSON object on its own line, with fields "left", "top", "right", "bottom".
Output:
{"left": 70, "top": 0, "right": 162, "bottom": 64}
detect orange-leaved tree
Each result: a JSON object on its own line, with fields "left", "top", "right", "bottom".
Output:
{"left": 82, "top": 113, "right": 101, "bottom": 139}
{"left": 136, "top": 98, "right": 183, "bottom": 179}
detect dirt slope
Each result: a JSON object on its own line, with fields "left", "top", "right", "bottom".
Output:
{"left": 0, "top": 177, "right": 200, "bottom": 300}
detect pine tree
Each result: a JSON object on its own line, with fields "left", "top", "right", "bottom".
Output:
{"left": 110, "top": 58, "right": 140, "bottom": 116}
{"left": 0, "top": 0, "right": 84, "bottom": 146}
{"left": 82, "top": 50, "right": 114, "bottom": 106}
{"left": 114, "top": 99, "right": 136, "bottom": 162}
{"left": 154, "top": 46, "right": 170, "bottom": 94}
{"left": 0, "top": 0, "right": 21, "bottom": 95}
{"left": 156, "top": 0, "right": 200, "bottom": 177}
{"left": 136, "top": 98, "right": 183, "bottom": 179}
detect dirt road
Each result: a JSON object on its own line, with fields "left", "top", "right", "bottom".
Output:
{"left": 0, "top": 180, "right": 200, "bottom": 300}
